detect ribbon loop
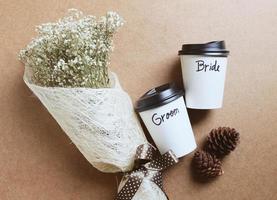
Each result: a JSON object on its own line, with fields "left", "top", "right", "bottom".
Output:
{"left": 146, "top": 150, "right": 179, "bottom": 171}
{"left": 134, "top": 144, "right": 156, "bottom": 168}
{"left": 115, "top": 144, "right": 179, "bottom": 200}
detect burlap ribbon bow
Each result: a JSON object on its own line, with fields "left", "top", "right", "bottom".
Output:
{"left": 115, "top": 144, "right": 179, "bottom": 200}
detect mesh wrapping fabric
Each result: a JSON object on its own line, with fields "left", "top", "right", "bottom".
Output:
{"left": 24, "top": 69, "right": 147, "bottom": 173}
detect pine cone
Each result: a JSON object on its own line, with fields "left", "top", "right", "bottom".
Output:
{"left": 206, "top": 127, "right": 240, "bottom": 156}
{"left": 193, "top": 150, "right": 223, "bottom": 178}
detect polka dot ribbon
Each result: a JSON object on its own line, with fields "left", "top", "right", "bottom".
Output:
{"left": 115, "top": 144, "right": 179, "bottom": 200}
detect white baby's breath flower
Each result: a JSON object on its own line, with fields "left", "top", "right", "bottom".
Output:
{"left": 19, "top": 9, "right": 124, "bottom": 88}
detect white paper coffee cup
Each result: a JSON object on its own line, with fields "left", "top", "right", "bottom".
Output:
{"left": 178, "top": 41, "right": 230, "bottom": 109}
{"left": 135, "top": 83, "right": 196, "bottom": 158}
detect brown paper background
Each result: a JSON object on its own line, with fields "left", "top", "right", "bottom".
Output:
{"left": 0, "top": 0, "right": 277, "bottom": 199}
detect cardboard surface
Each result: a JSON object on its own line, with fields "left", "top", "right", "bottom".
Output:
{"left": 0, "top": 1, "right": 276, "bottom": 199}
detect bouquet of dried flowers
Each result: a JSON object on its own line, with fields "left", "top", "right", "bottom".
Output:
{"left": 19, "top": 9, "right": 147, "bottom": 173}
{"left": 19, "top": 9, "right": 121, "bottom": 88}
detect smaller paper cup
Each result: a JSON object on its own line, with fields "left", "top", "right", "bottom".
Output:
{"left": 178, "top": 41, "right": 230, "bottom": 109}
{"left": 135, "top": 83, "right": 196, "bottom": 158}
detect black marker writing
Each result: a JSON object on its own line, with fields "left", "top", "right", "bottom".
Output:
{"left": 152, "top": 108, "right": 180, "bottom": 126}
{"left": 196, "top": 60, "right": 220, "bottom": 72}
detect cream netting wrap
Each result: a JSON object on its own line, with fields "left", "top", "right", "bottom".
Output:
{"left": 24, "top": 69, "right": 147, "bottom": 173}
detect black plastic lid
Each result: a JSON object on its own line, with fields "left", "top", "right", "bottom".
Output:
{"left": 135, "top": 83, "right": 184, "bottom": 112}
{"left": 178, "top": 41, "right": 229, "bottom": 57}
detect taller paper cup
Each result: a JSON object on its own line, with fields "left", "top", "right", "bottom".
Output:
{"left": 135, "top": 83, "right": 196, "bottom": 158}
{"left": 179, "top": 41, "right": 230, "bottom": 109}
